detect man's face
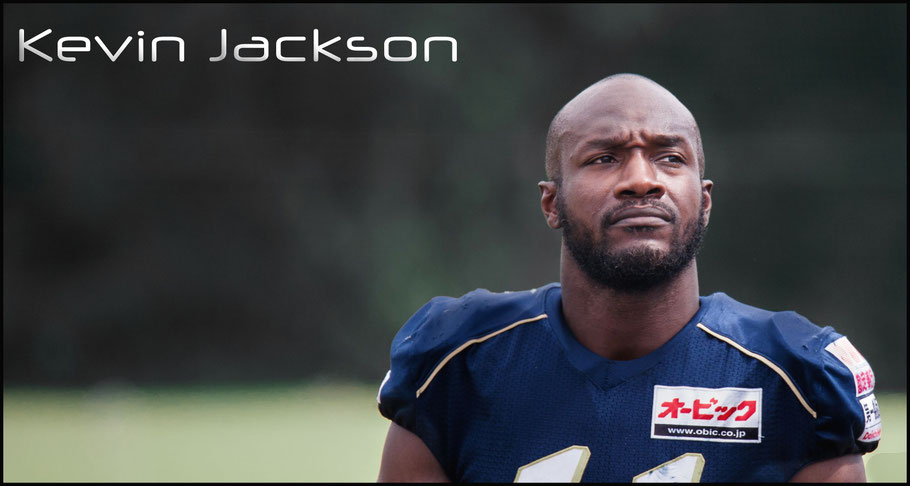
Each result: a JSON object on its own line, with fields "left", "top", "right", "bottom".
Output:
{"left": 544, "top": 78, "right": 713, "bottom": 292}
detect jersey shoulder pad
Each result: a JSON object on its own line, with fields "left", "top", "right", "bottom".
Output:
{"left": 699, "top": 292, "right": 880, "bottom": 457}
{"left": 377, "top": 283, "right": 556, "bottom": 431}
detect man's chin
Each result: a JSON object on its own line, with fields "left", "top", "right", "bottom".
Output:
{"left": 560, "top": 206, "right": 707, "bottom": 292}
{"left": 605, "top": 243, "right": 669, "bottom": 263}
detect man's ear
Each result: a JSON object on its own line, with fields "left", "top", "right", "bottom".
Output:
{"left": 701, "top": 179, "right": 713, "bottom": 226}
{"left": 539, "top": 180, "right": 561, "bottom": 229}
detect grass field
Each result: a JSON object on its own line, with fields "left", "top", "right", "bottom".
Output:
{"left": 3, "top": 383, "right": 906, "bottom": 482}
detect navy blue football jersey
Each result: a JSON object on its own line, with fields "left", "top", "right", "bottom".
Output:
{"left": 378, "top": 283, "right": 880, "bottom": 482}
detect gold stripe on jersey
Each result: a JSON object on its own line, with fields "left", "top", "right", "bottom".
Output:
{"left": 415, "top": 313, "right": 548, "bottom": 398}
{"left": 697, "top": 323, "right": 817, "bottom": 419}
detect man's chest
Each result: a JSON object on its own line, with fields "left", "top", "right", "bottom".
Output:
{"left": 438, "top": 355, "right": 813, "bottom": 482}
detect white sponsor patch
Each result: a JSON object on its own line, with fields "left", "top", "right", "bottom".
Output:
{"left": 825, "top": 336, "right": 875, "bottom": 397}
{"left": 858, "top": 394, "right": 882, "bottom": 443}
{"left": 651, "top": 385, "right": 762, "bottom": 443}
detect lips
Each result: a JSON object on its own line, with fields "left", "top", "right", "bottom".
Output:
{"left": 608, "top": 206, "right": 672, "bottom": 225}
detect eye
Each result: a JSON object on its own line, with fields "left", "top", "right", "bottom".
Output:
{"left": 589, "top": 154, "right": 618, "bottom": 165}
{"left": 658, "top": 154, "right": 685, "bottom": 165}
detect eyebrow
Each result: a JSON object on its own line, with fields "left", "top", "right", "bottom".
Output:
{"left": 649, "top": 134, "right": 686, "bottom": 148}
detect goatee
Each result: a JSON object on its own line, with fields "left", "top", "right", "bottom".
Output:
{"left": 558, "top": 195, "right": 707, "bottom": 293}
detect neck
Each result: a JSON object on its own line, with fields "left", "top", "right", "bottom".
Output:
{"left": 558, "top": 244, "right": 702, "bottom": 361}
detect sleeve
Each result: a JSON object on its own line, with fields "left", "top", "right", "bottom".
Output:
{"left": 376, "top": 295, "right": 457, "bottom": 433}
{"left": 809, "top": 334, "right": 881, "bottom": 460}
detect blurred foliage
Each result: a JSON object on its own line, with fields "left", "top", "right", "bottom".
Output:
{"left": 3, "top": 5, "right": 906, "bottom": 389}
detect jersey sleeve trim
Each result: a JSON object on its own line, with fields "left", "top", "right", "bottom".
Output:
{"left": 414, "top": 313, "right": 548, "bottom": 398}
{"left": 696, "top": 323, "right": 817, "bottom": 419}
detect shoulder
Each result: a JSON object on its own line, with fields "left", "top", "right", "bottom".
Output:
{"left": 696, "top": 292, "right": 870, "bottom": 399}
{"left": 697, "top": 292, "right": 880, "bottom": 456}
{"left": 697, "top": 292, "right": 839, "bottom": 373}
{"left": 377, "top": 283, "right": 557, "bottom": 430}
{"left": 390, "top": 283, "right": 555, "bottom": 369}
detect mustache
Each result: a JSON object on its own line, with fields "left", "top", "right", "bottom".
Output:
{"left": 602, "top": 200, "right": 678, "bottom": 229}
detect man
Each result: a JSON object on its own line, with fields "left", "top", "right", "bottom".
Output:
{"left": 375, "top": 74, "right": 880, "bottom": 482}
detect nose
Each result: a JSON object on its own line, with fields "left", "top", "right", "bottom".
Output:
{"left": 613, "top": 152, "right": 666, "bottom": 199}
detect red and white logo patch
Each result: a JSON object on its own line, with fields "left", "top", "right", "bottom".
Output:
{"left": 825, "top": 336, "right": 875, "bottom": 397}
{"left": 651, "top": 385, "right": 762, "bottom": 443}
{"left": 858, "top": 394, "right": 882, "bottom": 443}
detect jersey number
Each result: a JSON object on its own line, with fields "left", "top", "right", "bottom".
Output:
{"left": 514, "top": 448, "right": 704, "bottom": 483}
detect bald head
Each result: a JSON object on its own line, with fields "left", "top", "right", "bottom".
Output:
{"left": 545, "top": 74, "right": 705, "bottom": 181}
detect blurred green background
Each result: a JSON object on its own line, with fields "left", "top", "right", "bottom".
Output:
{"left": 2, "top": 385, "right": 906, "bottom": 481}
{"left": 3, "top": 3, "right": 906, "bottom": 482}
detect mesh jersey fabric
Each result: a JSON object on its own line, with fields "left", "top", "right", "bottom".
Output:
{"left": 377, "top": 283, "right": 879, "bottom": 482}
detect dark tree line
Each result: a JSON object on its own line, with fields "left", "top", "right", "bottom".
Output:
{"left": 4, "top": 4, "right": 906, "bottom": 389}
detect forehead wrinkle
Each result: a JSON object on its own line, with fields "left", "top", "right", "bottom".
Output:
{"left": 578, "top": 132, "right": 687, "bottom": 151}
{"left": 565, "top": 126, "right": 695, "bottom": 164}
{"left": 566, "top": 131, "right": 631, "bottom": 161}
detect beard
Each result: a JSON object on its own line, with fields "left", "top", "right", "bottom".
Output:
{"left": 558, "top": 193, "right": 707, "bottom": 293}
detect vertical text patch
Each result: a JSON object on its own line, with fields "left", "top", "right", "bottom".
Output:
{"left": 825, "top": 336, "right": 875, "bottom": 397}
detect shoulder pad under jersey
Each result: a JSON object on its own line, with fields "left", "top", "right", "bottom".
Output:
{"left": 377, "top": 283, "right": 555, "bottom": 431}
{"left": 698, "top": 293, "right": 880, "bottom": 459}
